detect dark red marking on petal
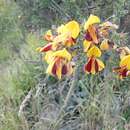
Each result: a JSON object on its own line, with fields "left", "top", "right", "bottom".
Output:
{"left": 65, "top": 37, "right": 76, "bottom": 46}
{"left": 113, "top": 66, "right": 128, "bottom": 78}
{"left": 40, "top": 43, "right": 52, "bottom": 52}
{"left": 95, "top": 59, "right": 99, "bottom": 73}
{"left": 62, "top": 65, "right": 68, "bottom": 75}
{"left": 108, "top": 40, "right": 114, "bottom": 48}
{"left": 121, "top": 68, "right": 127, "bottom": 77}
{"left": 71, "top": 37, "right": 76, "bottom": 43}
{"left": 52, "top": 63, "right": 57, "bottom": 75}
{"left": 113, "top": 66, "right": 122, "bottom": 72}
{"left": 84, "top": 58, "right": 93, "bottom": 73}
{"left": 84, "top": 31, "right": 92, "bottom": 41}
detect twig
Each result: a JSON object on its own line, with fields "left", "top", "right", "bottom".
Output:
{"left": 50, "top": 0, "right": 71, "bottom": 19}
{"left": 18, "top": 89, "right": 33, "bottom": 117}
{"left": 34, "top": 75, "right": 49, "bottom": 98}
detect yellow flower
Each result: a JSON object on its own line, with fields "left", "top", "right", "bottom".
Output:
{"left": 84, "top": 14, "right": 100, "bottom": 30}
{"left": 63, "top": 20, "right": 80, "bottom": 47}
{"left": 100, "top": 39, "right": 115, "bottom": 51}
{"left": 55, "top": 20, "right": 80, "bottom": 40}
{"left": 55, "top": 20, "right": 80, "bottom": 47}
{"left": 44, "top": 30, "right": 53, "bottom": 41}
{"left": 84, "top": 15, "right": 100, "bottom": 44}
{"left": 49, "top": 21, "right": 80, "bottom": 48}
{"left": 113, "top": 54, "right": 130, "bottom": 79}
{"left": 46, "top": 49, "right": 73, "bottom": 79}
{"left": 113, "top": 66, "right": 130, "bottom": 79}
{"left": 65, "top": 20, "right": 80, "bottom": 39}
{"left": 120, "top": 55, "right": 130, "bottom": 70}
{"left": 57, "top": 24, "right": 65, "bottom": 34}
{"left": 117, "top": 46, "right": 130, "bottom": 59}
{"left": 87, "top": 46, "right": 101, "bottom": 58}
{"left": 53, "top": 33, "right": 68, "bottom": 44}
{"left": 84, "top": 46, "right": 105, "bottom": 74}
{"left": 100, "top": 39, "right": 109, "bottom": 50}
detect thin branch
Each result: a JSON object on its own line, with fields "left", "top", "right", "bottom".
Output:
{"left": 18, "top": 89, "right": 33, "bottom": 117}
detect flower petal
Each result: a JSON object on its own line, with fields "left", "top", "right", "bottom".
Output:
{"left": 91, "top": 58, "right": 96, "bottom": 74}
{"left": 120, "top": 55, "right": 130, "bottom": 69}
{"left": 44, "top": 30, "right": 53, "bottom": 41}
{"left": 95, "top": 59, "right": 99, "bottom": 73}
{"left": 88, "top": 25, "right": 98, "bottom": 44}
{"left": 57, "top": 24, "right": 65, "bottom": 34}
{"left": 56, "top": 59, "right": 62, "bottom": 79}
{"left": 87, "top": 46, "right": 101, "bottom": 57}
{"left": 52, "top": 49, "right": 72, "bottom": 61}
{"left": 100, "top": 39, "right": 109, "bottom": 50}
{"left": 62, "top": 64, "right": 68, "bottom": 75}
{"left": 52, "top": 63, "right": 57, "bottom": 75}
{"left": 40, "top": 43, "right": 52, "bottom": 52}
{"left": 65, "top": 20, "right": 80, "bottom": 39}
{"left": 84, "top": 14, "right": 100, "bottom": 30}
{"left": 113, "top": 66, "right": 128, "bottom": 79}
{"left": 44, "top": 51, "right": 54, "bottom": 64}
{"left": 84, "top": 31, "right": 92, "bottom": 41}
{"left": 46, "top": 58, "right": 56, "bottom": 74}
{"left": 64, "top": 37, "right": 76, "bottom": 47}
{"left": 83, "top": 40, "right": 91, "bottom": 52}
{"left": 66, "top": 62, "right": 74, "bottom": 76}
{"left": 46, "top": 30, "right": 52, "bottom": 35}
{"left": 53, "top": 33, "right": 68, "bottom": 43}
{"left": 84, "top": 58, "right": 93, "bottom": 73}
{"left": 96, "top": 59, "right": 105, "bottom": 71}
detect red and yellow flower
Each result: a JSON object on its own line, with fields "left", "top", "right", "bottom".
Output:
{"left": 83, "top": 15, "right": 100, "bottom": 52}
{"left": 99, "top": 21, "right": 118, "bottom": 37}
{"left": 36, "top": 15, "right": 129, "bottom": 80}
{"left": 116, "top": 46, "right": 130, "bottom": 59}
{"left": 84, "top": 46, "right": 105, "bottom": 74}
{"left": 100, "top": 39, "right": 115, "bottom": 51}
{"left": 44, "top": 30, "right": 54, "bottom": 41}
{"left": 113, "top": 55, "right": 130, "bottom": 78}
{"left": 46, "top": 49, "right": 74, "bottom": 79}
{"left": 84, "top": 14, "right": 100, "bottom": 44}
{"left": 37, "top": 20, "right": 80, "bottom": 53}
{"left": 54, "top": 20, "right": 80, "bottom": 47}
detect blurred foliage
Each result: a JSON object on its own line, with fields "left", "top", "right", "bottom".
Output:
{"left": 1, "top": 0, "right": 130, "bottom": 130}
{"left": 15, "top": 0, "right": 118, "bottom": 29}
{"left": 0, "top": 0, "right": 24, "bottom": 62}
{"left": 15, "top": 0, "right": 130, "bottom": 28}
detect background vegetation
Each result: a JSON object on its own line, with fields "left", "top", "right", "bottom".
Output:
{"left": 0, "top": 0, "right": 130, "bottom": 130}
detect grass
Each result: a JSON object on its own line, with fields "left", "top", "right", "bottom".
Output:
{"left": 1, "top": 0, "right": 130, "bottom": 130}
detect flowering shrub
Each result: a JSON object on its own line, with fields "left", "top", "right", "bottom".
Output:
{"left": 36, "top": 14, "right": 130, "bottom": 79}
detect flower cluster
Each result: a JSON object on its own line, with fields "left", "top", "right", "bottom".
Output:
{"left": 83, "top": 15, "right": 117, "bottom": 74}
{"left": 36, "top": 14, "right": 130, "bottom": 79}
{"left": 36, "top": 20, "right": 80, "bottom": 79}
